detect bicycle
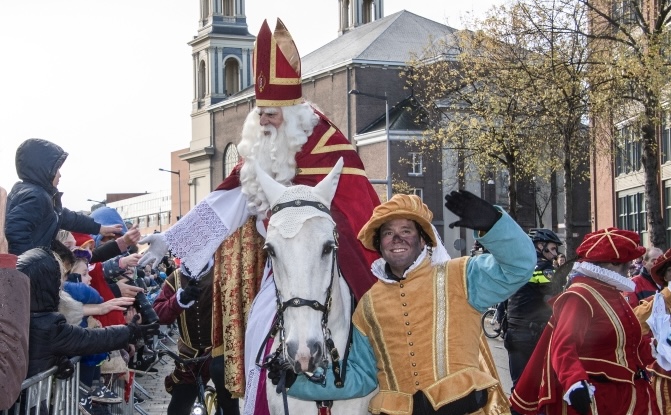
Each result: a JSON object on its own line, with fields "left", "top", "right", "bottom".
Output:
{"left": 481, "top": 303, "right": 505, "bottom": 339}
{"left": 157, "top": 348, "right": 217, "bottom": 415}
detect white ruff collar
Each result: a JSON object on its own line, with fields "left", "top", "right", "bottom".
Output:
{"left": 572, "top": 261, "right": 635, "bottom": 292}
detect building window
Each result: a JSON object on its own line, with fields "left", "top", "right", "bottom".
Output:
{"left": 362, "top": 0, "right": 374, "bottom": 23}
{"left": 198, "top": 60, "right": 207, "bottom": 100}
{"left": 665, "top": 185, "right": 671, "bottom": 245}
{"left": 663, "top": 113, "right": 671, "bottom": 163}
{"left": 224, "top": 58, "right": 240, "bottom": 95}
{"left": 615, "top": 124, "right": 642, "bottom": 175}
{"left": 139, "top": 216, "right": 147, "bottom": 228}
{"left": 410, "top": 188, "right": 424, "bottom": 200}
{"left": 408, "top": 153, "right": 423, "bottom": 176}
{"left": 148, "top": 214, "right": 158, "bottom": 227}
{"left": 160, "top": 212, "right": 170, "bottom": 225}
{"left": 617, "top": 192, "right": 646, "bottom": 241}
{"left": 611, "top": 0, "right": 637, "bottom": 25}
{"left": 224, "top": 143, "right": 240, "bottom": 179}
{"left": 222, "top": 0, "right": 234, "bottom": 16}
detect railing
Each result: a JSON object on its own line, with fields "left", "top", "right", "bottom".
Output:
{"left": 2, "top": 358, "right": 80, "bottom": 415}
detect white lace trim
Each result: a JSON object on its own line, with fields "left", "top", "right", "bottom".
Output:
{"left": 243, "top": 366, "right": 260, "bottom": 415}
{"left": 165, "top": 202, "right": 229, "bottom": 275}
{"left": 572, "top": 261, "right": 636, "bottom": 292}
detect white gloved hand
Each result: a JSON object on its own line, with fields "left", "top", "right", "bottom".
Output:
{"left": 138, "top": 233, "right": 169, "bottom": 269}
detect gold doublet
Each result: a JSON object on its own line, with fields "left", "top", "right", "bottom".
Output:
{"left": 353, "top": 256, "right": 509, "bottom": 415}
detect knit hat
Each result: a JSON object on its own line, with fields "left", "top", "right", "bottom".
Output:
{"left": 576, "top": 227, "right": 645, "bottom": 264}
{"left": 253, "top": 19, "right": 302, "bottom": 107}
{"left": 358, "top": 194, "right": 435, "bottom": 251}
{"left": 650, "top": 248, "right": 671, "bottom": 286}
{"left": 89, "top": 207, "right": 127, "bottom": 247}
{"left": 71, "top": 232, "right": 95, "bottom": 250}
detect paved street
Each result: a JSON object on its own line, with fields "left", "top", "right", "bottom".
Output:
{"left": 487, "top": 336, "right": 513, "bottom": 396}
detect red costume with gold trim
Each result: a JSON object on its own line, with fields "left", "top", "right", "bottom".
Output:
{"left": 511, "top": 277, "right": 658, "bottom": 415}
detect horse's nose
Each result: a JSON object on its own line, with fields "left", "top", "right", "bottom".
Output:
{"left": 287, "top": 339, "right": 323, "bottom": 373}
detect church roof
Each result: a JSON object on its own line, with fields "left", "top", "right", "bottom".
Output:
{"left": 302, "top": 10, "right": 458, "bottom": 76}
{"left": 359, "top": 96, "right": 431, "bottom": 134}
{"left": 209, "top": 10, "right": 459, "bottom": 110}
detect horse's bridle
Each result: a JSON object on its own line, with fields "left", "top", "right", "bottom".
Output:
{"left": 267, "top": 199, "right": 345, "bottom": 387}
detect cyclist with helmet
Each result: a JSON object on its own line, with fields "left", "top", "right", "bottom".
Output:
{"left": 505, "top": 229, "right": 563, "bottom": 405}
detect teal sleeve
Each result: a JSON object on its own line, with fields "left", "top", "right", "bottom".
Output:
{"left": 287, "top": 327, "right": 378, "bottom": 400}
{"left": 466, "top": 209, "right": 536, "bottom": 312}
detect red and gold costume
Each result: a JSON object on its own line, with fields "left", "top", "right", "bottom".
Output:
{"left": 510, "top": 228, "right": 659, "bottom": 415}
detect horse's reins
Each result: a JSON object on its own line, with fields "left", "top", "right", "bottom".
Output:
{"left": 260, "top": 199, "right": 351, "bottom": 415}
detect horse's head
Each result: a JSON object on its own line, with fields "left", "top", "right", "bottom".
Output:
{"left": 256, "top": 158, "right": 344, "bottom": 375}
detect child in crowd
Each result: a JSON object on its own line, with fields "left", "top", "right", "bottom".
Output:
{"left": 5, "top": 138, "right": 121, "bottom": 256}
{"left": 60, "top": 243, "right": 135, "bottom": 414}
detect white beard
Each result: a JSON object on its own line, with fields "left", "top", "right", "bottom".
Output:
{"left": 238, "top": 103, "right": 319, "bottom": 215}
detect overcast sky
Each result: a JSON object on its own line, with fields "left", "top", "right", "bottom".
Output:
{"left": 0, "top": 0, "right": 502, "bottom": 212}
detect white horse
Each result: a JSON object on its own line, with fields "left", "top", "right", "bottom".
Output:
{"left": 255, "top": 158, "right": 374, "bottom": 415}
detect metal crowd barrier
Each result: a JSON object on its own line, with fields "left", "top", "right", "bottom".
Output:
{"left": 1, "top": 357, "right": 80, "bottom": 415}
{"left": 1, "top": 357, "right": 140, "bottom": 415}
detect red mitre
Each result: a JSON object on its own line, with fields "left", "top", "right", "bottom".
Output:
{"left": 576, "top": 227, "right": 645, "bottom": 263}
{"left": 253, "top": 18, "right": 302, "bottom": 107}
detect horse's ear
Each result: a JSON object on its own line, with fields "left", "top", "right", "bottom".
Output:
{"left": 254, "top": 161, "right": 287, "bottom": 207}
{"left": 313, "top": 157, "right": 344, "bottom": 208}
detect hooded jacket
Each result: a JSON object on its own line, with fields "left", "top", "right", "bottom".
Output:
{"left": 5, "top": 139, "right": 101, "bottom": 255}
{"left": 18, "top": 248, "right": 131, "bottom": 377}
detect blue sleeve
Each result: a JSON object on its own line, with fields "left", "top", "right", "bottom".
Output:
{"left": 466, "top": 209, "right": 536, "bottom": 312}
{"left": 59, "top": 207, "right": 101, "bottom": 235}
{"left": 287, "top": 328, "right": 378, "bottom": 400}
{"left": 63, "top": 282, "right": 104, "bottom": 304}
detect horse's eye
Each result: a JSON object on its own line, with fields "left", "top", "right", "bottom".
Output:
{"left": 322, "top": 244, "right": 333, "bottom": 256}
{"left": 264, "top": 245, "right": 275, "bottom": 257}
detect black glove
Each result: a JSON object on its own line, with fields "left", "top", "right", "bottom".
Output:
{"left": 568, "top": 381, "right": 592, "bottom": 415}
{"left": 444, "top": 190, "right": 502, "bottom": 232}
{"left": 266, "top": 355, "right": 297, "bottom": 390}
{"left": 54, "top": 355, "right": 75, "bottom": 380}
{"left": 128, "top": 315, "right": 160, "bottom": 342}
{"left": 179, "top": 279, "right": 201, "bottom": 305}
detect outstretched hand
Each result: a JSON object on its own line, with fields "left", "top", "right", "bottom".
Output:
{"left": 444, "top": 190, "right": 501, "bottom": 232}
{"left": 127, "top": 314, "right": 160, "bottom": 342}
{"left": 138, "top": 233, "right": 168, "bottom": 268}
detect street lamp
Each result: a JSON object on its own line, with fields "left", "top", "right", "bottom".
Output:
{"left": 349, "top": 89, "right": 391, "bottom": 201}
{"left": 159, "top": 168, "right": 182, "bottom": 220}
{"left": 86, "top": 198, "right": 106, "bottom": 206}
